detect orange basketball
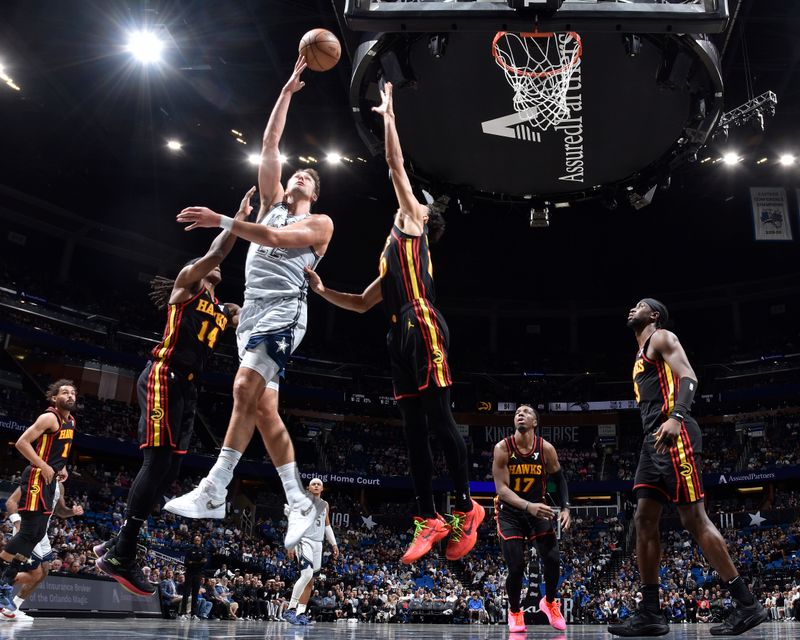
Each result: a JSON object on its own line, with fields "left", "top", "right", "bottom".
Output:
{"left": 299, "top": 28, "right": 341, "bottom": 72}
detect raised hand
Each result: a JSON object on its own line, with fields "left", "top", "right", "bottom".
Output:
{"left": 177, "top": 206, "right": 222, "bottom": 231}
{"left": 371, "top": 81, "right": 394, "bottom": 118}
{"left": 235, "top": 186, "right": 257, "bottom": 220}
{"left": 284, "top": 55, "right": 307, "bottom": 94}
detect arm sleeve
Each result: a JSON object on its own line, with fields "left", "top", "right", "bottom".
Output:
{"left": 551, "top": 468, "right": 570, "bottom": 507}
{"left": 325, "top": 525, "right": 337, "bottom": 547}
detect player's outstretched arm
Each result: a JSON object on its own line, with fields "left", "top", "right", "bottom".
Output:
{"left": 15, "top": 413, "right": 60, "bottom": 485}
{"left": 5, "top": 488, "right": 21, "bottom": 533}
{"left": 177, "top": 206, "right": 333, "bottom": 252}
{"left": 173, "top": 187, "right": 256, "bottom": 303}
{"left": 54, "top": 483, "right": 83, "bottom": 519}
{"left": 304, "top": 267, "right": 382, "bottom": 314}
{"left": 372, "top": 82, "right": 428, "bottom": 229}
{"left": 259, "top": 55, "right": 308, "bottom": 211}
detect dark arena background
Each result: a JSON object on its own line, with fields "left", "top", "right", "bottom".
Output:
{"left": 1, "top": 1, "right": 800, "bottom": 639}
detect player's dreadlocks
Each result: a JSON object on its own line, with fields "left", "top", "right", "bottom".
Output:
{"left": 149, "top": 258, "right": 201, "bottom": 309}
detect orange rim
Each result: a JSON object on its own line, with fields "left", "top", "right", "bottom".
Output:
{"left": 491, "top": 31, "right": 582, "bottom": 79}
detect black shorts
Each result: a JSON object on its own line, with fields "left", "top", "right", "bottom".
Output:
{"left": 494, "top": 498, "right": 556, "bottom": 542}
{"left": 137, "top": 360, "right": 198, "bottom": 454}
{"left": 634, "top": 417, "right": 705, "bottom": 505}
{"left": 18, "top": 466, "right": 57, "bottom": 515}
{"left": 386, "top": 302, "right": 453, "bottom": 400}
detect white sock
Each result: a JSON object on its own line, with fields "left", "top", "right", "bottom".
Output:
{"left": 207, "top": 447, "right": 242, "bottom": 491}
{"left": 276, "top": 462, "right": 309, "bottom": 506}
{"left": 13, "top": 596, "right": 24, "bottom": 608}
{"left": 297, "top": 603, "right": 307, "bottom": 614}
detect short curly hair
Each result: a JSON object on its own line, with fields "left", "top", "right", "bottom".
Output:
{"left": 46, "top": 379, "right": 76, "bottom": 405}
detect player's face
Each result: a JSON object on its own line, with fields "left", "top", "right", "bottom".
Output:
{"left": 626, "top": 300, "right": 653, "bottom": 330}
{"left": 514, "top": 405, "right": 537, "bottom": 432}
{"left": 207, "top": 266, "right": 222, "bottom": 286}
{"left": 52, "top": 385, "right": 76, "bottom": 411}
{"left": 308, "top": 479, "right": 323, "bottom": 496}
{"left": 287, "top": 171, "right": 317, "bottom": 202}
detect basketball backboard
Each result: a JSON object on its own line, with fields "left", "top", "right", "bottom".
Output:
{"left": 344, "top": 0, "right": 730, "bottom": 35}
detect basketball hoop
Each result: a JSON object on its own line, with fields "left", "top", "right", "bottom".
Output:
{"left": 491, "top": 31, "right": 582, "bottom": 130}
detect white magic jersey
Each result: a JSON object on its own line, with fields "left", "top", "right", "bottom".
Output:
{"left": 244, "top": 203, "right": 322, "bottom": 301}
{"left": 306, "top": 499, "right": 329, "bottom": 543}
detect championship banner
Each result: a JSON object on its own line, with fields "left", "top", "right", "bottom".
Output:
{"left": 750, "top": 187, "right": 792, "bottom": 241}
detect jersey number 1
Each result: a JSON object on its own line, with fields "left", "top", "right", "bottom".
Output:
{"left": 197, "top": 320, "right": 219, "bottom": 349}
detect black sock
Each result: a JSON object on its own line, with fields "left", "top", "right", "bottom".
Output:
{"left": 115, "top": 516, "right": 146, "bottom": 559}
{"left": 642, "top": 584, "right": 660, "bottom": 613}
{"left": 727, "top": 576, "right": 755, "bottom": 607}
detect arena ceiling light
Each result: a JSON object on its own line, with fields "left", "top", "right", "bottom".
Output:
{"left": 722, "top": 152, "right": 742, "bottom": 166}
{"left": 779, "top": 154, "right": 796, "bottom": 167}
{"left": 126, "top": 30, "right": 165, "bottom": 64}
{"left": 166, "top": 139, "right": 182, "bottom": 151}
{"left": 279, "top": 153, "right": 288, "bottom": 164}
{"left": 247, "top": 153, "right": 261, "bottom": 166}
{"left": 326, "top": 152, "right": 343, "bottom": 164}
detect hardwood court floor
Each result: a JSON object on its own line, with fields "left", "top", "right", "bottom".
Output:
{"left": 0, "top": 618, "right": 795, "bottom": 639}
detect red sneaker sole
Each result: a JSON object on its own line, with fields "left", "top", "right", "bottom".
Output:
{"left": 96, "top": 558, "right": 156, "bottom": 597}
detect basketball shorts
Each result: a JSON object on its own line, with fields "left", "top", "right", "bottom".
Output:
{"left": 137, "top": 360, "right": 198, "bottom": 454}
{"left": 296, "top": 538, "right": 323, "bottom": 575}
{"left": 495, "top": 498, "right": 556, "bottom": 542}
{"left": 237, "top": 297, "right": 307, "bottom": 389}
{"left": 634, "top": 417, "right": 705, "bottom": 505}
{"left": 30, "top": 533, "right": 54, "bottom": 567}
{"left": 18, "top": 466, "right": 58, "bottom": 515}
{"left": 386, "top": 301, "right": 453, "bottom": 400}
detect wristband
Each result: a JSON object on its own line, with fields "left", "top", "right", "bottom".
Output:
{"left": 8, "top": 513, "right": 20, "bottom": 524}
{"left": 218, "top": 215, "right": 234, "bottom": 231}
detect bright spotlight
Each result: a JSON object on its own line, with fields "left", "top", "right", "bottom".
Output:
{"left": 779, "top": 154, "right": 796, "bottom": 167}
{"left": 722, "top": 152, "right": 741, "bottom": 166}
{"left": 247, "top": 153, "right": 261, "bottom": 166}
{"left": 326, "top": 152, "right": 342, "bottom": 164}
{"left": 127, "top": 30, "right": 164, "bottom": 64}
{"left": 166, "top": 140, "right": 182, "bottom": 151}
{"left": 278, "top": 153, "right": 288, "bottom": 164}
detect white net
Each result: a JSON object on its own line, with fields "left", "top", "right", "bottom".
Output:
{"left": 492, "top": 31, "right": 582, "bottom": 131}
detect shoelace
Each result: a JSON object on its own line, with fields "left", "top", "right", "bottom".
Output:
{"left": 410, "top": 519, "right": 430, "bottom": 541}
{"left": 448, "top": 513, "right": 466, "bottom": 542}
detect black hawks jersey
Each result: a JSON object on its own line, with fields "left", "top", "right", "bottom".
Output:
{"left": 34, "top": 407, "right": 75, "bottom": 472}
{"left": 151, "top": 287, "right": 230, "bottom": 375}
{"left": 632, "top": 329, "right": 681, "bottom": 433}
{"left": 378, "top": 224, "right": 437, "bottom": 321}
{"left": 501, "top": 435, "right": 547, "bottom": 504}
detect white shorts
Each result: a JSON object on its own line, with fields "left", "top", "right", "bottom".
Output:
{"left": 297, "top": 538, "right": 323, "bottom": 573}
{"left": 31, "top": 534, "right": 52, "bottom": 562}
{"left": 236, "top": 297, "right": 307, "bottom": 388}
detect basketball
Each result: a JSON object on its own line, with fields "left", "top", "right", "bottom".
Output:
{"left": 298, "top": 28, "right": 341, "bottom": 72}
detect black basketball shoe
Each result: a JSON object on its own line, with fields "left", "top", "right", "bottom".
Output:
{"left": 608, "top": 607, "right": 669, "bottom": 637}
{"left": 709, "top": 601, "right": 768, "bottom": 636}
{"left": 96, "top": 551, "right": 155, "bottom": 597}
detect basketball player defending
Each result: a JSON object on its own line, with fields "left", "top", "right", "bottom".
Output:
{"left": 493, "top": 405, "right": 569, "bottom": 633}
{"left": 94, "top": 189, "right": 251, "bottom": 595}
{"left": 282, "top": 478, "right": 338, "bottom": 625}
{"left": 0, "top": 380, "right": 76, "bottom": 618}
{"left": 609, "top": 299, "right": 766, "bottom": 637}
{"left": 3, "top": 477, "right": 84, "bottom": 620}
{"left": 304, "top": 81, "right": 483, "bottom": 564}
{"left": 168, "top": 55, "right": 334, "bottom": 549}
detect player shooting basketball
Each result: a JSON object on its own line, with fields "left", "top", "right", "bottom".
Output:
{"left": 304, "top": 82, "right": 483, "bottom": 564}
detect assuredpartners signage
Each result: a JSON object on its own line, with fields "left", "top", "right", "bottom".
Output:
{"left": 21, "top": 574, "right": 162, "bottom": 616}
